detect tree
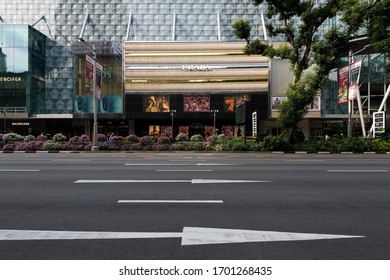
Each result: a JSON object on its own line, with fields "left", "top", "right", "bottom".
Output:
{"left": 342, "top": 0, "right": 390, "bottom": 56}
{"left": 232, "top": 0, "right": 354, "bottom": 143}
{"left": 231, "top": 18, "right": 252, "bottom": 44}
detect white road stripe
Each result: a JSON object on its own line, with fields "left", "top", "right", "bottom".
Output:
{"left": 327, "top": 170, "right": 388, "bottom": 172}
{"left": 0, "top": 169, "right": 40, "bottom": 172}
{"left": 156, "top": 170, "right": 213, "bottom": 172}
{"left": 125, "top": 163, "right": 239, "bottom": 166}
{"left": 117, "top": 200, "right": 223, "bottom": 204}
{"left": 286, "top": 160, "right": 325, "bottom": 162}
{"left": 74, "top": 179, "right": 270, "bottom": 184}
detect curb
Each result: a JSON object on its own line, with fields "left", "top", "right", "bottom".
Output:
{"left": 2, "top": 150, "right": 390, "bottom": 154}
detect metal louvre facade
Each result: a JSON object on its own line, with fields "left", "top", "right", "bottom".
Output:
{"left": 124, "top": 41, "right": 269, "bottom": 94}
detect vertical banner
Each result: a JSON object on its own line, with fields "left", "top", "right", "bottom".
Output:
{"left": 338, "top": 65, "right": 349, "bottom": 104}
{"left": 338, "top": 59, "right": 363, "bottom": 104}
{"left": 85, "top": 54, "right": 103, "bottom": 100}
{"left": 95, "top": 60, "right": 103, "bottom": 101}
{"left": 85, "top": 55, "right": 94, "bottom": 96}
{"left": 348, "top": 59, "right": 362, "bottom": 101}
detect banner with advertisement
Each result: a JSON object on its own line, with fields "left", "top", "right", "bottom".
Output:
{"left": 144, "top": 95, "right": 170, "bottom": 112}
{"left": 348, "top": 59, "right": 362, "bottom": 101}
{"left": 338, "top": 59, "right": 362, "bottom": 104}
{"left": 95, "top": 59, "right": 103, "bottom": 101}
{"left": 338, "top": 65, "right": 348, "bottom": 104}
{"left": 85, "top": 55, "right": 94, "bottom": 96}
{"left": 85, "top": 54, "right": 103, "bottom": 100}
{"left": 184, "top": 94, "right": 210, "bottom": 112}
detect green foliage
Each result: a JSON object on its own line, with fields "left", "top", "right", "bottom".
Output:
{"left": 175, "top": 132, "right": 187, "bottom": 141}
{"left": 190, "top": 134, "right": 203, "bottom": 142}
{"left": 231, "top": 18, "right": 252, "bottom": 43}
{"left": 234, "top": 1, "right": 355, "bottom": 143}
{"left": 262, "top": 135, "right": 291, "bottom": 151}
{"left": 24, "top": 135, "right": 36, "bottom": 142}
{"left": 3, "top": 133, "right": 23, "bottom": 142}
{"left": 43, "top": 140, "right": 62, "bottom": 151}
{"left": 53, "top": 133, "right": 67, "bottom": 142}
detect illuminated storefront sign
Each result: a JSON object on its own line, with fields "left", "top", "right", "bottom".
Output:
{"left": 182, "top": 65, "right": 211, "bottom": 71}
{"left": 0, "top": 76, "right": 22, "bottom": 82}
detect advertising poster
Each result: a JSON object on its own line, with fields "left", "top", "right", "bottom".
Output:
{"left": 149, "top": 125, "right": 160, "bottom": 137}
{"left": 178, "top": 126, "right": 189, "bottom": 140}
{"left": 144, "top": 95, "right": 170, "bottom": 112}
{"left": 271, "top": 97, "right": 287, "bottom": 110}
{"left": 307, "top": 95, "right": 321, "bottom": 111}
{"left": 160, "top": 126, "right": 172, "bottom": 138}
{"left": 204, "top": 126, "right": 215, "bottom": 138}
{"left": 221, "top": 126, "right": 233, "bottom": 138}
{"left": 184, "top": 95, "right": 210, "bottom": 112}
{"left": 234, "top": 125, "right": 244, "bottom": 137}
{"left": 224, "top": 96, "right": 235, "bottom": 112}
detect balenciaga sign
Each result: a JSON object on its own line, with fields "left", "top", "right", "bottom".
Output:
{"left": 182, "top": 65, "right": 211, "bottom": 71}
{"left": 0, "top": 76, "right": 22, "bottom": 82}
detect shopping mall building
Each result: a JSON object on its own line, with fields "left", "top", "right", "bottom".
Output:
{"left": 0, "top": 1, "right": 388, "bottom": 139}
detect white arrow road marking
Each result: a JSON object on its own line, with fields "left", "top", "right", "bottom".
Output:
{"left": 0, "top": 227, "right": 364, "bottom": 246}
{"left": 74, "top": 179, "right": 271, "bottom": 184}
{"left": 181, "top": 227, "right": 365, "bottom": 246}
{"left": 0, "top": 229, "right": 181, "bottom": 241}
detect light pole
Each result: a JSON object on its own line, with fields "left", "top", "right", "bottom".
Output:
{"left": 78, "top": 37, "right": 99, "bottom": 151}
{"left": 1, "top": 112, "right": 6, "bottom": 133}
{"left": 170, "top": 110, "right": 176, "bottom": 139}
{"left": 211, "top": 109, "right": 218, "bottom": 136}
{"left": 346, "top": 38, "right": 372, "bottom": 138}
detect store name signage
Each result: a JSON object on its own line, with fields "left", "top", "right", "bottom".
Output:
{"left": 182, "top": 65, "right": 211, "bottom": 71}
{"left": 12, "top": 122, "right": 30, "bottom": 126}
{"left": 0, "top": 76, "right": 22, "bottom": 82}
{"left": 102, "top": 71, "right": 112, "bottom": 79}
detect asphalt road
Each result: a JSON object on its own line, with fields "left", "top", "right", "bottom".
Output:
{"left": 0, "top": 152, "right": 389, "bottom": 259}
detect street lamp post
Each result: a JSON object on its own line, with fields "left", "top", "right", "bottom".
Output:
{"left": 170, "top": 110, "right": 176, "bottom": 139}
{"left": 78, "top": 38, "right": 99, "bottom": 151}
{"left": 211, "top": 109, "right": 218, "bottom": 136}
{"left": 1, "top": 112, "right": 6, "bottom": 133}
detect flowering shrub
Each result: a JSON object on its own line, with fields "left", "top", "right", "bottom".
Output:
{"left": 110, "top": 135, "right": 124, "bottom": 142}
{"left": 3, "top": 143, "right": 16, "bottom": 151}
{"left": 17, "top": 141, "right": 44, "bottom": 151}
{"left": 98, "top": 134, "right": 107, "bottom": 142}
{"left": 0, "top": 134, "right": 4, "bottom": 140}
{"left": 69, "top": 136, "right": 80, "bottom": 144}
{"left": 139, "top": 135, "right": 152, "bottom": 146}
{"left": 36, "top": 134, "right": 48, "bottom": 141}
{"left": 206, "top": 135, "right": 217, "bottom": 144}
{"left": 79, "top": 134, "right": 90, "bottom": 143}
{"left": 157, "top": 136, "right": 171, "bottom": 144}
{"left": 125, "top": 134, "right": 139, "bottom": 143}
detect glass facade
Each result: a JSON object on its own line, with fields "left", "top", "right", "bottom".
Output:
{"left": 0, "top": 0, "right": 388, "bottom": 137}
{"left": 0, "top": 25, "right": 45, "bottom": 114}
